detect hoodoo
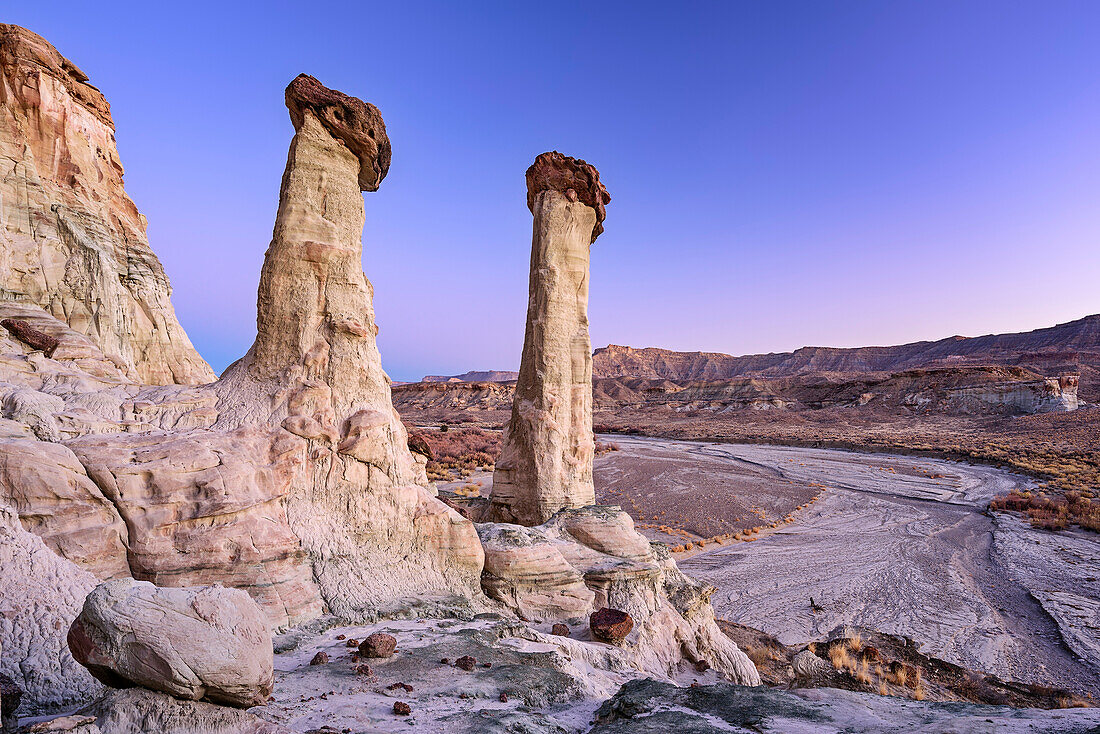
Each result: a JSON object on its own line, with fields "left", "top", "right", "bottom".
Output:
{"left": 213, "top": 74, "right": 485, "bottom": 620}
{"left": 489, "top": 151, "right": 611, "bottom": 525}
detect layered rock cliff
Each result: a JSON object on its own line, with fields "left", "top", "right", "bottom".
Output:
{"left": 594, "top": 314, "right": 1100, "bottom": 402}
{"left": 0, "top": 24, "right": 213, "bottom": 385}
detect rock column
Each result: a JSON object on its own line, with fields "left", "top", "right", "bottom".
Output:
{"left": 215, "top": 75, "right": 484, "bottom": 619}
{"left": 489, "top": 152, "right": 610, "bottom": 525}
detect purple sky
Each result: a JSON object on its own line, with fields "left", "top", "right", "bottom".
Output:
{"left": 15, "top": 2, "right": 1100, "bottom": 381}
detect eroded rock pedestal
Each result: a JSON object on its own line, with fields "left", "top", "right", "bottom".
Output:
{"left": 489, "top": 152, "right": 611, "bottom": 526}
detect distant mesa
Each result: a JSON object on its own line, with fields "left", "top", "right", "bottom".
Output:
{"left": 422, "top": 370, "right": 519, "bottom": 383}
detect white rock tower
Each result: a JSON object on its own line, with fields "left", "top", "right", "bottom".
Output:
{"left": 489, "top": 151, "right": 610, "bottom": 526}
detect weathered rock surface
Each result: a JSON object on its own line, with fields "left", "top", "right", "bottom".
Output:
{"left": 0, "top": 25, "right": 213, "bottom": 386}
{"left": 0, "top": 437, "right": 128, "bottom": 578}
{"left": 67, "top": 579, "right": 274, "bottom": 708}
{"left": 69, "top": 428, "right": 322, "bottom": 629}
{"left": 81, "top": 688, "right": 293, "bottom": 734}
{"left": 0, "top": 503, "right": 103, "bottom": 717}
{"left": 489, "top": 152, "right": 610, "bottom": 526}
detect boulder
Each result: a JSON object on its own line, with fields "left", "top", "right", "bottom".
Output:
{"left": 590, "top": 608, "right": 633, "bottom": 644}
{"left": 67, "top": 579, "right": 274, "bottom": 708}
{"left": 358, "top": 633, "right": 397, "bottom": 659}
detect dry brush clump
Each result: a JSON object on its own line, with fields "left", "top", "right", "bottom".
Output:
{"left": 412, "top": 427, "right": 501, "bottom": 481}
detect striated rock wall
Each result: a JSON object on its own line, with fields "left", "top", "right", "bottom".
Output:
{"left": 0, "top": 25, "right": 213, "bottom": 385}
{"left": 489, "top": 153, "right": 610, "bottom": 526}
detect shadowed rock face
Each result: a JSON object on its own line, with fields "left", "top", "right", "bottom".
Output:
{"left": 0, "top": 24, "right": 214, "bottom": 386}
{"left": 285, "top": 74, "right": 391, "bottom": 192}
{"left": 489, "top": 152, "right": 608, "bottom": 526}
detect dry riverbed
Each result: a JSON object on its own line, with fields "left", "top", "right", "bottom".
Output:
{"left": 593, "top": 436, "right": 1100, "bottom": 697}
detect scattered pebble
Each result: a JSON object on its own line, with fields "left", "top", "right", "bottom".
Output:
{"left": 345, "top": 638, "right": 359, "bottom": 648}
{"left": 551, "top": 623, "right": 570, "bottom": 637}
{"left": 393, "top": 701, "right": 411, "bottom": 715}
{"left": 309, "top": 651, "right": 329, "bottom": 665}
{"left": 499, "top": 692, "right": 508, "bottom": 702}
{"left": 336, "top": 634, "right": 346, "bottom": 640}
{"left": 440, "top": 657, "right": 451, "bottom": 665}
{"left": 455, "top": 655, "right": 477, "bottom": 671}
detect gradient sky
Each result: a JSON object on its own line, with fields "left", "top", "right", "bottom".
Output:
{"left": 13, "top": 2, "right": 1100, "bottom": 381}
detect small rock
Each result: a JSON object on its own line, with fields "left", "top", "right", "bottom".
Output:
{"left": 459, "top": 692, "right": 469, "bottom": 699}
{"left": 387, "top": 682, "right": 413, "bottom": 693}
{"left": 440, "top": 657, "right": 451, "bottom": 665}
{"left": 393, "top": 701, "right": 411, "bottom": 715}
{"left": 309, "top": 651, "right": 329, "bottom": 665}
{"left": 482, "top": 662, "right": 492, "bottom": 669}
{"left": 335, "top": 634, "right": 346, "bottom": 640}
{"left": 359, "top": 633, "right": 397, "bottom": 658}
{"left": 455, "top": 655, "right": 477, "bottom": 671}
{"left": 499, "top": 692, "right": 508, "bottom": 703}
{"left": 353, "top": 664, "right": 374, "bottom": 677}
{"left": 345, "top": 638, "right": 359, "bottom": 648}
{"left": 589, "top": 607, "right": 633, "bottom": 644}
{"left": 551, "top": 623, "right": 570, "bottom": 637}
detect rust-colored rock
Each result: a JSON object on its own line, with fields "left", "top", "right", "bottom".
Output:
{"left": 589, "top": 607, "right": 633, "bottom": 644}
{"left": 345, "top": 639, "right": 359, "bottom": 648}
{"left": 551, "top": 623, "right": 570, "bottom": 637}
{"left": 285, "top": 73, "right": 390, "bottom": 191}
{"left": 358, "top": 633, "right": 396, "bottom": 659}
{"left": 406, "top": 431, "right": 433, "bottom": 460}
{"left": 454, "top": 655, "right": 476, "bottom": 671}
{"left": 309, "top": 651, "right": 328, "bottom": 665}
{"left": 1, "top": 319, "right": 59, "bottom": 356}
{"left": 393, "top": 701, "right": 410, "bottom": 715}
{"left": 525, "top": 151, "right": 611, "bottom": 243}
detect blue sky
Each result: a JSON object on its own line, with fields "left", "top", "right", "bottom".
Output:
{"left": 13, "top": 2, "right": 1100, "bottom": 380}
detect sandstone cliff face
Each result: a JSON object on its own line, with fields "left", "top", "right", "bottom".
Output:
{"left": 490, "top": 153, "right": 610, "bottom": 526}
{"left": 0, "top": 25, "right": 213, "bottom": 386}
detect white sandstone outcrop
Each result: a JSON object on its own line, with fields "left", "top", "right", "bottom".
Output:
{"left": 0, "top": 502, "right": 103, "bottom": 717}
{"left": 489, "top": 152, "right": 611, "bottom": 526}
{"left": 68, "top": 579, "right": 274, "bottom": 708}
{"left": 0, "top": 25, "right": 213, "bottom": 386}
{"left": 479, "top": 506, "right": 761, "bottom": 685}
